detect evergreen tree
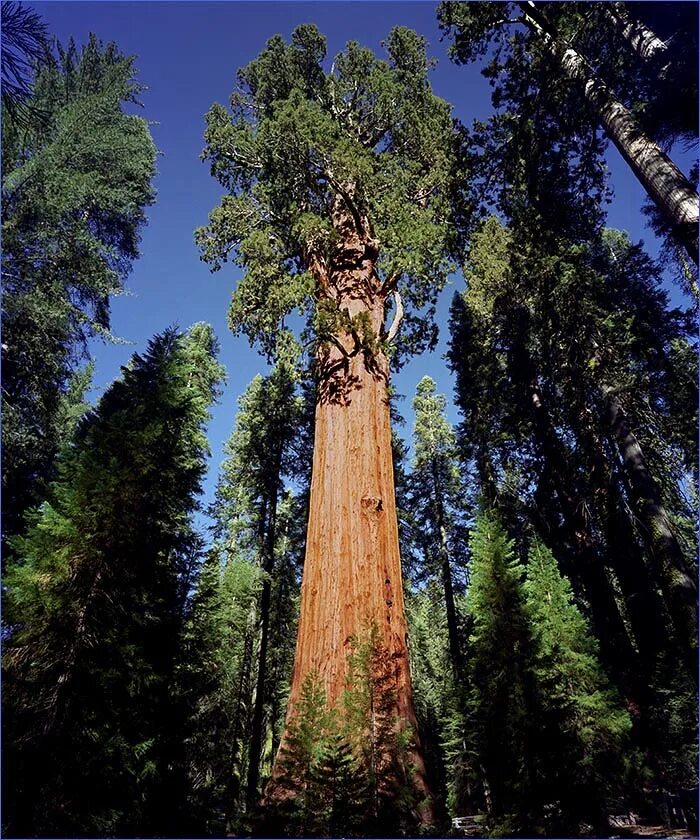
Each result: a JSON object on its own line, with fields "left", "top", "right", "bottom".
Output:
{"left": 405, "top": 583, "right": 459, "bottom": 824}
{"left": 449, "top": 211, "right": 698, "bottom": 798}
{"left": 198, "top": 24, "right": 459, "bottom": 819}
{"left": 180, "top": 364, "right": 308, "bottom": 832}
{"left": 269, "top": 624, "right": 423, "bottom": 838}
{"left": 437, "top": 1, "right": 699, "bottom": 263}
{"left": 2, "top": 33, "right": 156, "bottom": 547}
{"left": 408, "top": 376, "right": 468, "bottom": 676}
{"left": 215, "top": 363, "right": 305, "bottom": 809}
{"left": 0, "top": 1, "right": 49, "bottom": 122}
{"left": 464, "top": 511, "right": 538, "bottom": 834}
{"left": 177, "top": 548, "right": 263, "bottom": 835}
{"left": 523, "top": 539, "right": 632, "bottom": 833}
{"left": 3, "top": 324, "right": 224, "bottom": 838}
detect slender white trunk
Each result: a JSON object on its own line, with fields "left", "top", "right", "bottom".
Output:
{"left": 607, "top": 3, "right": 667, "bottom": 63}
{"left": 519, "top": 1, "right": 699, "bottom": 263}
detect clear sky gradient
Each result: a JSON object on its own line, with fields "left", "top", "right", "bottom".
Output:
{"left": 32, "top": 1, "right": 697, "bottom": 521}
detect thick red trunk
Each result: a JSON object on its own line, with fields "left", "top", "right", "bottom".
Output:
{"left": 267, "top": 247, "right": 433, "bottom": 822}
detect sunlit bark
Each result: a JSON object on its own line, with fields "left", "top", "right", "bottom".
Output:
{"left": 519, "top": 0, "right": 699, "bottom": 265}
{"left": 606, "top": 3, "right": 668, "bottom": 63}
{"left": 267, "top": 206, "right": 433, "bottom": 823}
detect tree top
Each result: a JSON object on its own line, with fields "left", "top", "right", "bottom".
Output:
{"left": 196, "top": 24, "right": 461, "bottom": 362}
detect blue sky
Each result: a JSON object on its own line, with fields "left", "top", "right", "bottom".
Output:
{"left": 32, "top": 1, "right": 697, "bottom": 518}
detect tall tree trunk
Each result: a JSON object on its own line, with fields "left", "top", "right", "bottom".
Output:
{"left": 605, "top": 391, "right": 698, "bottom": 676}
{"left": 431, "top": 466, "right": 463, "bottom": 677}
{"left": 577, "top": 409, "right": 675, "bottom": 671}
{"left": 505, "top": 318, "right": 634, "bottom": 668}
{"left": 246, "top": 481, "right": 279, "bottom": 807}
{"left": 519, "top": 0, "right": 699, "bottom": 265}
{"left": 606, "top": 3, "right": 668, "bottom": 63}
{"left": 224, "top": 598, "right": 257, "bottom": 830}
{"left": 525, "top": 379, "right": 635, "bottom": 671}
{"left": 267, "top": 226, "right": 433, "bottom": 824}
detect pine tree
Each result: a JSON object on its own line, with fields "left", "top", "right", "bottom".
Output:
{"left": 464, "top": 511, "right": 538, "bottom": 833}
{"left": 0, "top": 1, "right": 49, "bottom": 123}
{"left": 408, "top": 376, "right": 468, "bottom": 676}
{"left": 3, "top": 324, "right": 224, "bottom": 838}
{"left": 523, "top": 539, "right": 632, "bottom": 833}
{"left": 198, "top": 24, "right": 460, "bottom": 820}
{"left": 2, "top": 33, "right": 156, "bottom": 548}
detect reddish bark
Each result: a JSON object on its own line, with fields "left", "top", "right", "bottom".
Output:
{"left": 266, "top": 211, "right": 434, "bottom": 824}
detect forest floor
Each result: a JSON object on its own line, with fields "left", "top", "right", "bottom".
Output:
{"left": 611, "top": 825, "right": 696, "bottom": 838}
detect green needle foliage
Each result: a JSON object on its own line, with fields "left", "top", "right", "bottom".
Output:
{"left": 196, "top": 23, "right": 459, "bottom": 363}
{"left": 2, "top": 324, "right": 224, "bottom": 838}
{"left": 459, "top": 513, "right": 633, "bottom": 836}
{"left": 464, "top": 512, "right": 538, "bottom": 834}
{"left": 437, "top": 2, "right": 698, "bottom": 268}
{"left": 2, "top": 33, "right": 156, "bottom": 546}
{"left": 449, "top": 209, "right": 697, "bottom": 804}
{"left": 270, "top": 625, "right": 422, "bottom": 838}
{"left": 523, "top": 539, "right": 632, "bottom": 834}
{"left": 408, "top": 376, "right": 468, "bottom": 674}
{"left": 206, "top": 361, "right": 309, "bottom": 824}
{"left": 177, "top": 548, "right": 263, "bottom": 835}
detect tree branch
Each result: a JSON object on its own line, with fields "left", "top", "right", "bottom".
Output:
{"left": 378, "top": 270, "right": 401, "bottom": 298}
{"left": 385, "top": 291, "right": 404, "bottom": 344}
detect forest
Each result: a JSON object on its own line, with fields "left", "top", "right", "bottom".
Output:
{"left": 1, "top": 1, "right": 698, "bottom": 838}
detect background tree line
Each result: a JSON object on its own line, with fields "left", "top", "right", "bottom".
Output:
{"left": 2, "top": 2, "right": 697, "bottom": 837}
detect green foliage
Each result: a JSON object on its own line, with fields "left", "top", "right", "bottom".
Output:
{"left": 177, "top": 549, "right": 263, "bottom": 834}
{"left": 271, "top": 626, "right": 424, "bottom": 837}
{"left": 214, "top": 361, "right": 304, "bottom": 543}
{"left": 464, "top": 512, "right": 537, "bottom": 831}
{"left": 2, "top": 325, "right": 224, "bottom": 838}
{"left": 197, "top": 24, "right": 458, "bottom": 363}
{"left": 179, "top": 363, "right": 308, "bottom": 832}
{"left": 2, "top": 32, "right": 156, "bottom": 546}
{"left": 405, "top": 584, "right": 464, "bottom": 821}
{"left": 438, "top": 1, "right": 698, "bottom": 273}
{"left": 1, "top": 1, "right": 50, "bottom": 123}
{"left": 449, "top": 513, "right": 636, "bottom": 835}
{"left": 523, "top": 539, "right": 632, "bottom": 832}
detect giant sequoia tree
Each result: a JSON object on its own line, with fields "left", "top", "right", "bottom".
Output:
{"left": 197, "top": 24, "right": 458, "bottom": 821}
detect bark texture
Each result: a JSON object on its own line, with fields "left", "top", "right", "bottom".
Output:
{"left": 519, "top": 0, "right": 699, "bottom": 265}
{"left": 607, "top": 3, "right": 667, "bottom": 63}
{"left": 605, "top": 392, "right": 698, "bottom": 676}
{"left": 267, "top": 208, "right": 433, "bottom": 824}
{"left": 246, "top": 486, "right": 278, "bottom": 806}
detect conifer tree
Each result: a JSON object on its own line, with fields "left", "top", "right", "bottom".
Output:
{"left": 2, "top": 34, "right": 156, "bottom": 547}
{"left": 3, "top": 325, "right": 224, "bottom": 838}
{"left": 183, "top": 364, "right": 307, "bottom": 831}
{"left": 449, "top": 212, "right": 698, "bottom": 797}
{"left": 438, "top": 2, "right": 699, "bottom": 263}
{"left": 408, "top": 376, "right": 468, "bottom": 676}
{"left": 464, "top": 511, "right": 538, "bottom": 833}
{"left": 0, "top": 1, "right": 49, "bottom": 122}
{"left": 214, "top": 363, "right": 304, "bottom": 807}
{"left": 198, "top": 24, "right": 459, "bottom": 820}
{"left": 523, "top": 539, "right": 632, "bottom": 833}
{"left": 177, "top": 548, "right": 263, "bottom": 835}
